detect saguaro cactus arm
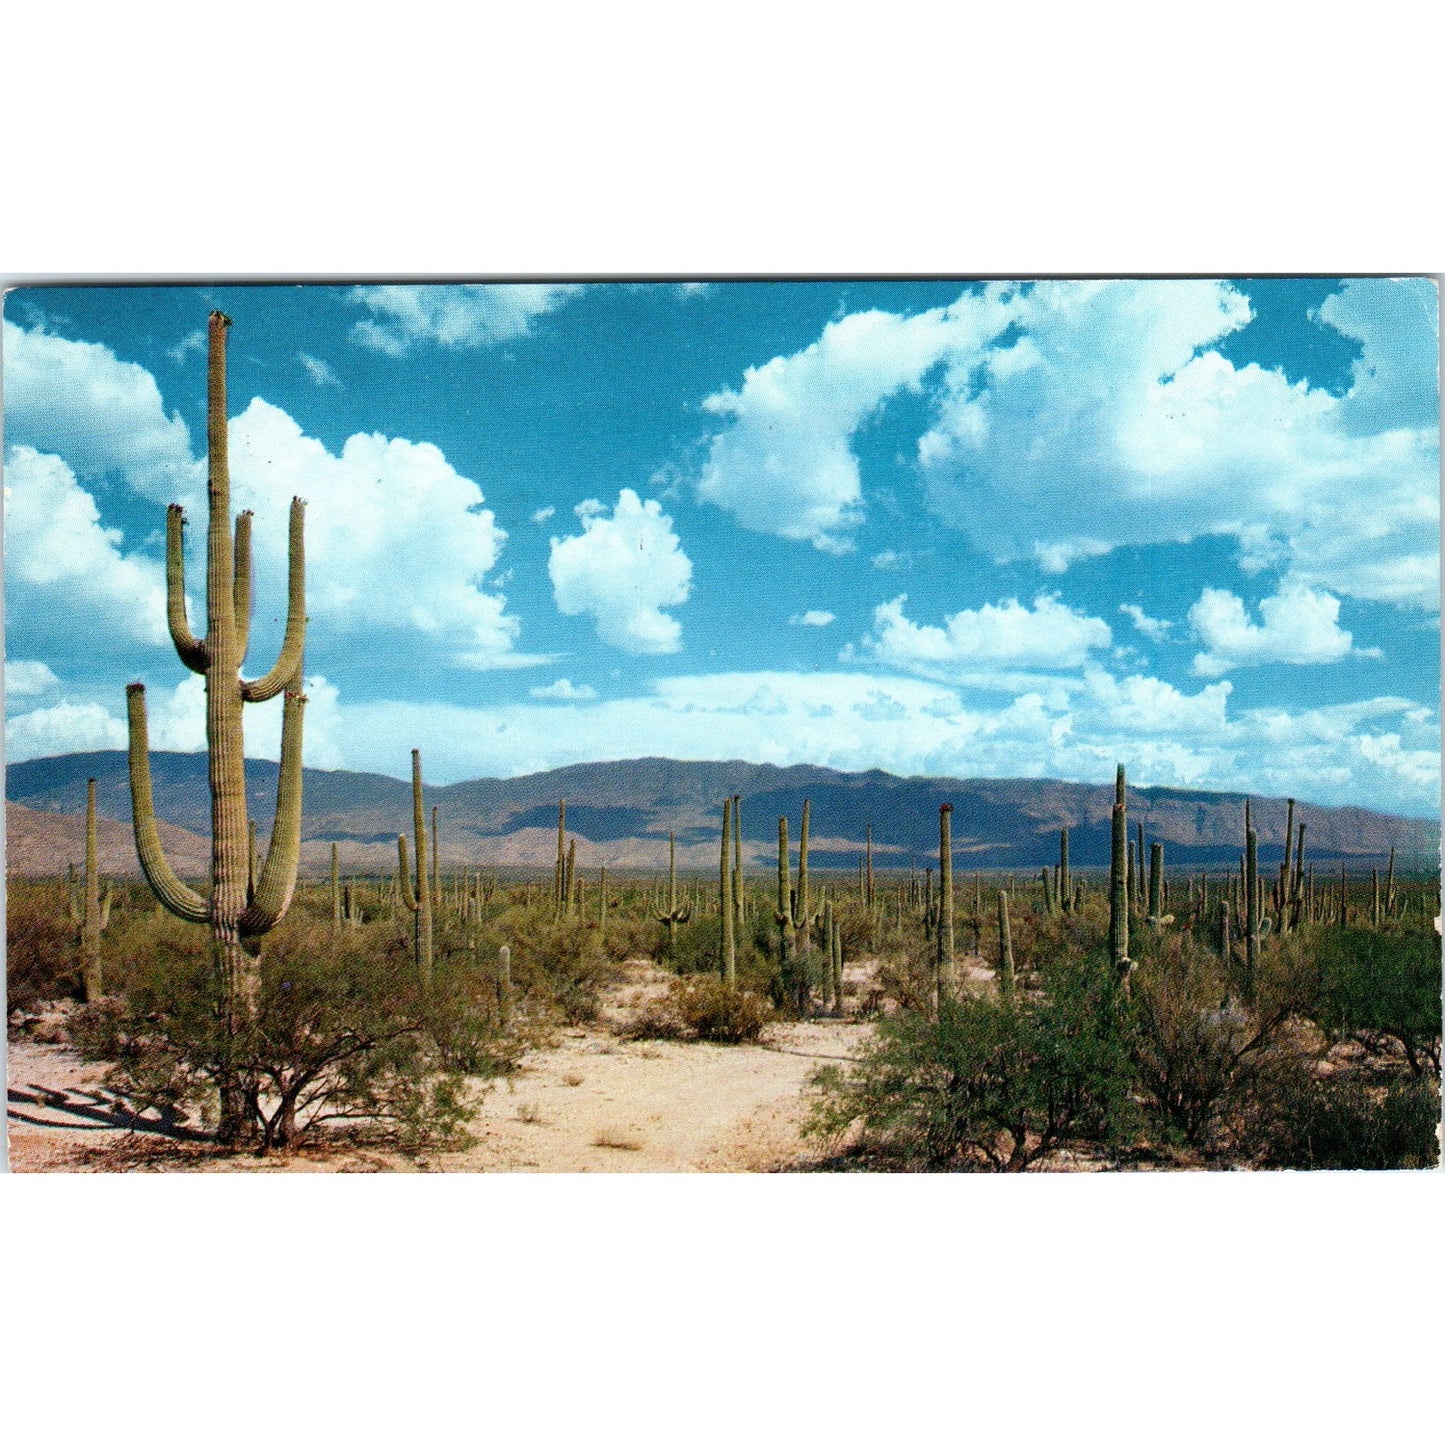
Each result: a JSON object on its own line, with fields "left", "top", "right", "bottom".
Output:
{"left": 398, "top": 833, "right": 419, "bottom": 911}
{"left": 238, "top": 687, "right": 307, "bottom": 936}
{"left": 233, "top": 509, "right": 253, "bottom": 664}
{"left": 165, "top": 505, "right": 209, "bottom": 674}
{"left": 240, "top": 497, "right": 307, "bottom": 703}
{"left": 125, "top": 684, "right": 208, "bottom": 924}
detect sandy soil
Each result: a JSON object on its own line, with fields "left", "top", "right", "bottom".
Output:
{"left": 5, "top": 960, "right": 890, "bottom": 1173}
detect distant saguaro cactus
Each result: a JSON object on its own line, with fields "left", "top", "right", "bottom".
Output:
{"left": 936, "top": 803, "right": 955, "bottom": 1011}
{"left": 719, "top": 797, "right": 737, "bottom": 985}
{"left": 997, "top": 890, "right": 1015, "bottom": 1002}
{"left": 497, "top": 943, "right": 513, "bottom": 1029}
{"left": 397, "top": 748, "right": 434, "bottom": 987}
{"left": 1244, "top": 816, "right": 1259, "bottom": 1003}
{"left": 1108, "top": 764, "right": 1130, "bottom": 978}
{"left": 655, "top": 831, "right": 691, "bottom": 955}
{"left": 553, "top": 800, "right": 567, "bottom": 921}
{"left": 69, "top": 778, "right": 112, "bottom": 1002}
{"left": 775, "top": 802, "right": 820, "bottom": 1012}
{"left": 331, "top": 842, "right": 343, "bottom": 935}
{"left": 125, "top": 311, "right": 307, "bottom": 1143}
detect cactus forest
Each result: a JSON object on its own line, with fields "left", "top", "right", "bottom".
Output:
{"left": 5, "top": 278, "right": 1441, "bottom": 1171}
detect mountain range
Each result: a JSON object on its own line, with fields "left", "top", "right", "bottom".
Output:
{"left": 6, "top": 751, "right": 1438, "bottom": 880}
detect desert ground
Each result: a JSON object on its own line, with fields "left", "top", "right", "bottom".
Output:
{"left": 6, "top": 957, "right": 921, "bottom": 1173}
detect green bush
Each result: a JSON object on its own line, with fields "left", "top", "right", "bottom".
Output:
{"left": 1126, "top": 932, "right": 1280, "bottom": 1149}
{"left": 626, "top": 976, "right": 772, "bottom": 1043}
{"left": 672, "top": 976, "right": 773, "bottom": 1042}
{"left": 500, "top": 907, "right": 618, "bottom": 1023}
{"left": 806, "top": 957, "right": 1135, "bottom": 1171}
{"left": 1244, "top": 1060, "right": 1440, "bottom": 1170}
{"left": 72, "top": 918, "right": 513, "bottom": 1152}
{"left": 1306, "top": 928, "right": 1442, "bottom": 1075}
{"left": 6, "top": 882, "right": 82, "bottom": 1012}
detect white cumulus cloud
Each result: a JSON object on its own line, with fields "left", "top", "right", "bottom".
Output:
{"left": 1119, "top": 603, "right": 1173, "bottom": 642}
{"left": 3, "top": 445, "right": 171, "bottom": 647}
{"left": 916, "top": 278, "right": 1440, "bottom": 608}
{"left": 224, "top": 398, "right": 540, "bottom": 670}
{"left": 1190, "top": 583, "right": 1356, "bottom": 676}
{"left": 696, "top": 279, "right": 1439, "bottom": 607}
{"left": 348, "top": 284, "right": 584, "bottom": 355}
{"left": 697, "top": 288, "right": 1018, "bottom": 552}
{"left": 530, "top": 678, "right": 598, "bottom": 701}
{"left": 5, "top": 660, "right": 60, "bottom": 697}
{"left": 548, "top": 489, "right": 692, "bottom": 654}
{"left": 789, "top": 610, "right": 835, "bottom": 627}
{"left": 856, "top": 593, "right": 1113, "bottom": 682}
{"left": 5, "top": 700, "right": 127, "bottom": 760}
{"left": 3, "top": 319, "right": 202, "bottom": 504}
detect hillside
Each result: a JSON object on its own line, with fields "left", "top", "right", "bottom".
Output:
{"left": 6, "top": 751, "right": 1438, "bottom": 878}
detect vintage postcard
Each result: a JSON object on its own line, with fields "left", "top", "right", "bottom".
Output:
{"left": 4, "top": 278, "right": 1440, "bottom": 1171}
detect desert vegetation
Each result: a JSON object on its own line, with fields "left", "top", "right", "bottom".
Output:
{"left": 6, "top": 315, "right": 1440, "bottom": 1171}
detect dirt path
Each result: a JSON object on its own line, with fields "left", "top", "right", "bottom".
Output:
{"left": 5, "top": 961, "right": 883, "bottom": 1173}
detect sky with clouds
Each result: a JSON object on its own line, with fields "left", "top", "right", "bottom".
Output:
{"left": 3, "top": 278, "right": 1439, "bottom": 816}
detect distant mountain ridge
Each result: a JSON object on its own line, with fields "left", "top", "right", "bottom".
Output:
{"left": 7, "top": 751, "right": 1438, "bottom": 878}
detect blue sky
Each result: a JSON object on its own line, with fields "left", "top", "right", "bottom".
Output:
{"left": 3, "top": 278, "right": 1440, "bottom": 816}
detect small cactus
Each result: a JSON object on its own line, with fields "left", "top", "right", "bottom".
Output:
{"left": 831, "top": 908, "right": 844, "bottom": 1016}
{"left": 497, "top": 943, "right": 513, "bottom": 1029}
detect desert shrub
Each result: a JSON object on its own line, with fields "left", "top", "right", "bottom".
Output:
{"left": 672, "top": 976, "right": 772, "bottom": 1042}
{"left": 626, "top": 976, "right": 772, "bottom": 1043}
{"left": 1305, "top": 927, "right": 1442, "bottom": 1075}
{"left": 667, "top": 913, "right": 777, "bottom": 988}
{"left": 72, "top": 918, "right": 513, "bottom": 1152}
{"left": 876, "top": 943, "right": 938, "bottom": 1015}
{"left": 596, "top": 907, "right": 655, "bottom": 966}
{"left": 1125, "top": 933, "right": 1282, "bottom": 1149}
{"left": 1243, "top": 1059, "right": 1440, "bottom": 1170}
{"left": 806, "top": 956, "right": 1135, "bottom": 1171}
{"left": 6, "top": 882, "right": 82, "bottom": 1011}
{"left": 501, "top": 908, "right": 619, "bottom": 1023}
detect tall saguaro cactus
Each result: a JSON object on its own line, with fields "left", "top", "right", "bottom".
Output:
{"left": 126, "top": 311, "right": 307, "bottom": 1141}
{"left": 397, "top": 748, "right": 434, "bottom": 986}
{"left": 719, "top": 797, "right": 737, "bottom": 985}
